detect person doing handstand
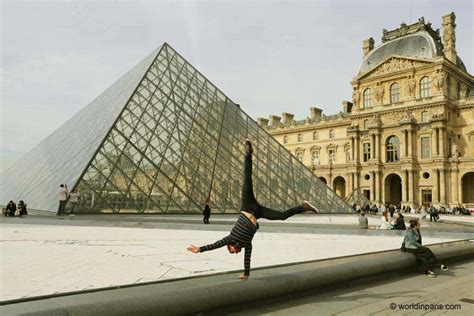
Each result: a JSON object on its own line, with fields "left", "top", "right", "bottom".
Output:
{"left": 187, "top": 139, "right": 319, "bottom": 279}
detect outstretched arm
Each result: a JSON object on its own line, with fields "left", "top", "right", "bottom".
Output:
{"left": 187, "top": 236, "right": 231, "bottom": 254}
{"left": 239, "top": 245, "right": 252, "bottom": 279}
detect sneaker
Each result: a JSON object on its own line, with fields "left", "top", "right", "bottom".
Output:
{"left": 440, "top": 264, "right": 448, "bottom": 271}
{"left": 244, "top": 139, "right": 253, "bottom": 156}
{"left": 426, "top": 270, "right": 437, "bottom": 277}
{"left": 303, "top": 201, "right": 319, "bottom": 214}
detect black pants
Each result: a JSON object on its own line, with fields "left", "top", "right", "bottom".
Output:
{"left": 57, "top": 200, "right": 66, "bottom": 216}
{"left": 406, "top": 246, "right": 440, "bottom": 272}
{"left": 430, "top": 214, "right": 437, "bottom": 222}
{"left": 203, "top": 216, "right": 209, "bottom": 224}
{"left": 240, "top": 154, "right": 306, "bottom": 220}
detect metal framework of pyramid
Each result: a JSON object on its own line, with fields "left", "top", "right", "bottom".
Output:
{"left": 343, "top": 188, "right": 371, "bottom": 208}
{"left": 0, "top": 43, "right": 352, "bottom": 214}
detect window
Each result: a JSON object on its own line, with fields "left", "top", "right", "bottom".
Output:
{"left": 363, "top": 143, "right": 371, "bottom": 162}
{"left": 363, "top": 88, "right": 372, "bottom": 108}
{"left": 422, "top": 189, "right": 432, "bottom": 206}
{"left": 390, "top": 82, "right": 400, "bottom": 103}
{"left": 421, "top": 111, "right": 429, "bottom": 123}
{"left": 328, "top": 149, "right": 336, "bottom": 163}
{"left": 296, "top": 152, "right": 303, "bottom": 161}
{"left": 420, "top": 137, "right": 430, "bottom": 159}
{"left": 297, "top": 133, "right": 303, "bottom": 142}
{"left": 386, "top": 136, "right": 400, "bottom": 162}
{"left": 420, "top": 76, "right": 431, "bottom": 98}
{"left": 329, "top": 129, "right": 335, "bottom": 139}
{"left": 311, "top": 151, "right": 320, "bottom": 165}
{"left": 313, "top": 131, "right": 318, "bottom": 140}
{"left": 283, "top": 135, "right": 288, "bottom": 144}
{"left": 364, "top": 119, "right": 369, "bottom": 129}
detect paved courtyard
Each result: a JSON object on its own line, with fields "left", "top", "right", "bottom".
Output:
{"left": 2, "top": 214, "right": 471, "bottom": 302}
{"left": 230, "top": 259, "right": 474, "bottom": 315}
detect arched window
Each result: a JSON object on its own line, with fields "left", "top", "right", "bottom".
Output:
{"left": 297, "top": 133, "right": 303, "bottom": 142}
{"left": 311, "top": 150, "right": 320, "bottom": 165}
{"left": 283, "top": 135, "right": 288, "bottom": 144}
{"left": 329, "top": 129, "right": 335, "bottom": 139}
{"left": 363, "top": 88, "right": 372, "bottom": 108}
{"left": 421, "top": 111, "right": 429, "bottom": 123}
{"left": 390, "top": 82, "right": 400, "bottom": 103}
{"left": 313, "top": 131, "right": 318, "bottom": 141}
{"left": 364, "top": 119, "right": 369, "bottom": 129}
{"left": 386, "top": 136, "right": 400, "bottom": 162}
{"left": 296, "top": 151, "right": 303, "bottom": 162}
{"left": 420, "top": 76, "right": 431, "bottom": 98}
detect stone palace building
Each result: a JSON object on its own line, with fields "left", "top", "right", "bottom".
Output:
{"left": 259, "top": 13, "right": 474, "bottom": 209}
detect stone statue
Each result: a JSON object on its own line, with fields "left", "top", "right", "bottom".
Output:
{"left": 407, "top": 76, "right": 416, "bottom": 96}
{"left": 434, "top": 70, "right": 445, "bottom": 92}
{"left": 375, "top": 84, "right": 384, "bottom": 102}
{"left": 352, "top": 89, "right": 361, "bottom": 106}
{"left": 370, "top": 114, "right": 382, "bottom": 126}
{"left": 460, "top": 84, "right": 468, "bottom": 98}
{"left": 451, "top": 142, "right": 460, "bottom": 157}
{"left": 403, "top": 109, "right": 413, "bottom": 120}
{"left": 345, "top": 149, "right": 351, "bottom": 162}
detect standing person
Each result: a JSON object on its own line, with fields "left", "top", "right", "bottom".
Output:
{"left": 358, "top": 211, "right": 368, "bottom": 229}
{"left": 187, "top": 140, "right": 319, "bottom": 279}
{"left": 203, "top": 198, "right": 211, "bottom": 224}
{"left": 389, "top": 204, "right": 395, "bottom": 218}
{"left": 429, "top": 205, "right": 438, "bottom": 222}
{"left": 401, "top": 219, "right": 448, "bottom": 277}
{"left": 57, "top": 184, "right": 68, "bottom": 216}
{"left": 17, "top": 200, "right": 28, "bottom": 217}
{"left": 5, "top": 201, "right": 16, "bottom": 217}
{"left": 69, "top": 189, "right": 79, "bottom": 217}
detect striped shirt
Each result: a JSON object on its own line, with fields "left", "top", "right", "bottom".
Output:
{"left": 200, "top": 213, "right": 257, "bottom": 276}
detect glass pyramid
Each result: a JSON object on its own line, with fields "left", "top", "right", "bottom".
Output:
{"left": 1, "top": 43, "right": 352, "bottom": 214}
{"left": 343, "top": 188, "right": 371, "bottom": 209}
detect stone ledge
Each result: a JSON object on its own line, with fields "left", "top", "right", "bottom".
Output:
{"left": 1, "top": 240, "right": 473, "bottom": 315}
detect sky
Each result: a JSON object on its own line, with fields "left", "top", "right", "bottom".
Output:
{"left": 1, "top": 0, "right": 473, "bottom": 172}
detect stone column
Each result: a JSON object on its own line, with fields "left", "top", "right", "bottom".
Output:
{"left": 401, "top": 130, "right": 406, "bottom": 158}
{"left": 408, "top": 170, "right": 414, "bottom": 205}
{"left": 375, "top": 171, "right": 381, "bottom": 204}
{"left": 440, "top": 169, "right": 446, "bottom": 205}
{"left": 356, "top": 136, "right": 360, "bottom": 163}
{"left": 439, "top": 128, "right": 445, "bottom": 157}
{"left": 433, "top": 169, "right": 439, "bottom": 204}
{"left": 370, "top": 171, "right": 375, "bottom": 202}
{"left": 355, "top": 172, "right": 360, "bottom": 192}
{"left": 375, "top": 134, "right": 380, "bottom": 162}
{"left": 451, "top": 168, "right": 459, "bottom": 205}
{"left": 371, "top": 134, "right": 375, "bottom": 160}
{"left": 407, "top": 130, "right": 413, "bottom": 157}
{"left": 401, "top": 170, "right": 408, "bottom": 204}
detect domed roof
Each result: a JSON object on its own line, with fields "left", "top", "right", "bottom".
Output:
{"left": 359, "top": 31, "right": 444, "bottom": 74}
{"left": 359, "top": 31, "right": 467, "bottom": 74}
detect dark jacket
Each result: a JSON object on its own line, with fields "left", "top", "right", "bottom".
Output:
{"left": 203, "top": 204, "right": 211, "bottom": 217}
{"left": 393, "top": 216, "right": 406, "bottom": 230}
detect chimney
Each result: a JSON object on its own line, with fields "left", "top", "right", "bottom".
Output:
{"left": 281, "top": 112, "right": 294, "bottom": 125}
{"left": 342, "top": 101, "right": 353, "bottom": 113}
{"left": 362, "top": 38, "right": 375, "bottom": 57}
{"left": 442, "top": 12, "right": 457, "bottom": 64}
{"left": 269, "top": 115, "right": 281, "bottom": 127}
{"left": 309, "top": 107, "right": 323, "bottom": 120}
{"left": 257, "top": 117, "right": 269, "bottom": 128}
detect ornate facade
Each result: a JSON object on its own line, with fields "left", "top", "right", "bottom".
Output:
{"left": 260, "top": 13, "right": 474, "bottom": 208}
